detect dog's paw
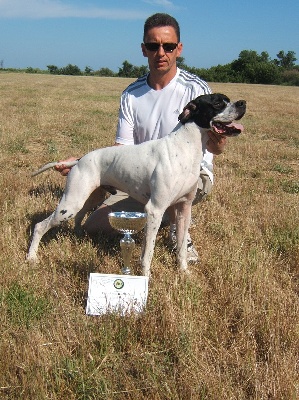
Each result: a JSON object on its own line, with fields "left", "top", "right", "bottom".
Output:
{"left": 179, "top": 267, "right": 191, "bottom": 275}
{"left": 26, "top": 253, "right": 39, "bottom": 264}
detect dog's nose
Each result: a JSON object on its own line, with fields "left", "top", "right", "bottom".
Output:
{"left": 236, "top": 100, "right": 246, "bottom": 108}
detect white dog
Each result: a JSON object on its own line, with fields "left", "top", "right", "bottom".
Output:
{"left": 27, "top": 93, "right": 246, "bottom": 277}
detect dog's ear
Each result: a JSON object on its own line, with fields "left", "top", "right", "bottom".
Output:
{"left": 178, "top": 101, "right": 197, "bottom": 123}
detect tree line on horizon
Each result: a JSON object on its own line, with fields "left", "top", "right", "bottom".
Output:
{"left": 1, "top": 49, "right": 298, "bottom": 86}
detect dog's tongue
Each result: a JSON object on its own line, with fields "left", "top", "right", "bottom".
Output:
{"left": 212, "top": 122, "right": 244, "bottom": 136}
{"left": 224, "top": 122, "right": 244, "bottom": 133}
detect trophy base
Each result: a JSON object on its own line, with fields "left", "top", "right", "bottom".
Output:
{"left": 121, "top": 266, "right": 131, "bottom": 275}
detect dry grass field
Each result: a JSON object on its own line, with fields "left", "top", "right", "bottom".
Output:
{"left": 0, "top": 72, "right": 298, "bottom": 399}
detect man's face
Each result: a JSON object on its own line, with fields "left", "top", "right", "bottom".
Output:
{"left": 141, "top": 26, "right": 183, "bottom": 74}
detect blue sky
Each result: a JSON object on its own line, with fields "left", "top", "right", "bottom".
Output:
{"left": 1, "top": 0, "right": 298, "bottom": 72}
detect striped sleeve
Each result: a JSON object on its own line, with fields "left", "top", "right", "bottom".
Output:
{"left": 179, "top": 69, "right": 212, "bottom": 95}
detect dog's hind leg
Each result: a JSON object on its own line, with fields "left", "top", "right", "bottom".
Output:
{"left": 27, "top": 212, "right": 60, "bottom": 262}
{"left": 27, "top": 179, "right": 100, "bottom": 262}
{"left": 74, "top": 187, "right": 107, "bottom": 232}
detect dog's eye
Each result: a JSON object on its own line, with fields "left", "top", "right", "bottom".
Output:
{"left": 213, "top": 101, "right": 224, "bottom": 108}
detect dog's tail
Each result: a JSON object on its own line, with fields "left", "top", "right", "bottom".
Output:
{"left": 31, "top": 160, "right": 79, "bottom": 177}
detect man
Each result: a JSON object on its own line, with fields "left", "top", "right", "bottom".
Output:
{"left": 56, "top": 13, "right": 226, "bottom": 262}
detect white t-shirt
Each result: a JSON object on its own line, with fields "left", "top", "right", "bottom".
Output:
{"left": 115, "top": 68, "right": 214, "bottom": 183}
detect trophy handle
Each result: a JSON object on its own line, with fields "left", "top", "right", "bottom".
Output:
{"left": 120, "top": 233, "right": 135, "bottom": 275}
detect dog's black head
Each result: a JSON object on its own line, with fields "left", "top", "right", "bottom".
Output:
{"left": 179, "top": 93, "right": 246, "bottom": 136}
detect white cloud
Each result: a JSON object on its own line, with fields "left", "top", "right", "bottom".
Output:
{"left": 143, "top": 0, "right": 174, "bottom": 5}
{"left": 0, "top": 0, "right": 147, "bottom": 19}
{"left": 142, "top": 0, "right": 179, "bottom": 10}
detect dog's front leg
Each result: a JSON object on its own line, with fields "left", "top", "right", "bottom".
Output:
{"left": 175, "top": 200, "right": 192, "bottom": 272}
{"left": 141, "top": 206, "right": 164, "bottom": 277}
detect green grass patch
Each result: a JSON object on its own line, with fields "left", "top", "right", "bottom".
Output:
{"left": 7, "top": 138, "right": 29, "bottom": 154}
{"left": 273, "top": 164, "right": 293, "bottom": 174}
{"left": 282, "top": 180, "right": 299, "bottom": 194}
{"left": 4, "top": 283, "right": 50, "bottom": 328}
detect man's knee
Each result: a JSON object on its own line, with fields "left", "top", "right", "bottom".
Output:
{"left": 83, "top": 204, "right": 115, "bottom": 235}
{"left": 84, "top": 190, "right": 144, "bottom": 235}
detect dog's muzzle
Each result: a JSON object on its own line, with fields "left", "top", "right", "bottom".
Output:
{"left": 210, "top": 121, "right": 244, "bottom": 136}
{"left": 211, "top": 100, "right": 246, "bottom": 136}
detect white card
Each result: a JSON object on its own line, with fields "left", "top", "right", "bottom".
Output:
{"left": 86, "top": 273, "right": 149, "bottom": 316}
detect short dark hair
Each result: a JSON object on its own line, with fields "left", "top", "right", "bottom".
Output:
{"left": 143, "top": 13, "right": 180, "bottom": 42}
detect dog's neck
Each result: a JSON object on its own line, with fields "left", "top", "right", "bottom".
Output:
{"left": 185, "top": 120, "right": 210, "bottom": 134}
{"left": 174, "top": 121, "right": 209, "bottom": 153}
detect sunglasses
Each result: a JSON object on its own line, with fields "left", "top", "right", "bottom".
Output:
{"left": 144, "top": 42, "right": 178, "bottom": 53}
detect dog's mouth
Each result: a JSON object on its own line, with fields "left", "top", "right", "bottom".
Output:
{"left": 210, "top": 121, "right": 244, "bottom": 136}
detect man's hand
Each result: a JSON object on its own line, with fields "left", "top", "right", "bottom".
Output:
{"left": 206, "top": 130, "right": 227, "bottom": 155}
{"left": 54, "top": 156, "right": 78, "bottom": 176}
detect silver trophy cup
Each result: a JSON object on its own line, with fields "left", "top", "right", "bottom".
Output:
{"left": 108, "top": 211, "right": 147, "bottom": 275}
